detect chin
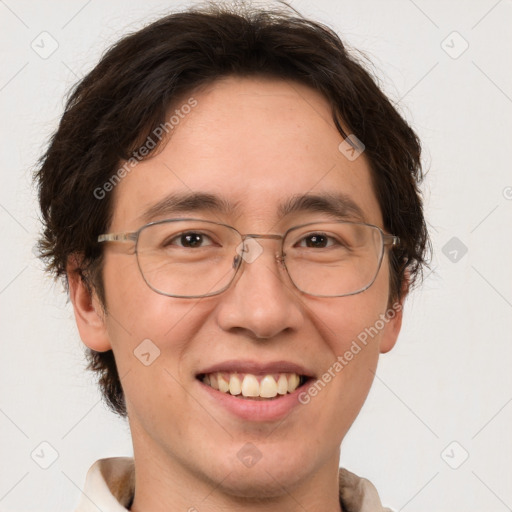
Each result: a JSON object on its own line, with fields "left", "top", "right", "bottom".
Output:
{"left": 215, "top": 465, "right": 307, "bottom": 500}
{"left": 204, "top": 444, "right": 315, "bottom": 498}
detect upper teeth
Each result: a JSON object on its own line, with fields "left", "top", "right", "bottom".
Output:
{"left": 202, "top": 372, "right": 302, "bottom": 398}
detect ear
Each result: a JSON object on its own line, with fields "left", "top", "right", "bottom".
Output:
{"left": 379, "top": 272, "right": 410, "bottom": 354}
{"left": 67, "top": 255, "right": 112, "bottom": 352}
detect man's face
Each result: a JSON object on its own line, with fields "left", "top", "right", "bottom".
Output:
{"left": 78, "top": 77, "right": 402, "bottom": 496}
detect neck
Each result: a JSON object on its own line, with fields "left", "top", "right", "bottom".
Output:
{"left": 128, "top": 422, "right": 343, "bottom": 512}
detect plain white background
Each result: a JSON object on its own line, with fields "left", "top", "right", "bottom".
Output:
{"left": 1, "top": 0, "right": 511, "bottom": 510}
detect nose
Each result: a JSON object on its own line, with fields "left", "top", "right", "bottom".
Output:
{"left": 215, "top": 237, "right": 304, "bottom": 339}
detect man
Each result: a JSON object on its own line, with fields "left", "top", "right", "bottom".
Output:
{"left": 36, "top": 3, "right": 429, "bottom": 511}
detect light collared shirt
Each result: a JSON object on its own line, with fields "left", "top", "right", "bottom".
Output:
{"left": 74, "top": 457, "right": 393, "bottom": 512}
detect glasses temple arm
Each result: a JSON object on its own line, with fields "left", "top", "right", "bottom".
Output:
{"left": 97, "top": 232, "right": 138, "bottom": 243}
{"left": 383, "top": 234, "right": 400, "bottom": 247}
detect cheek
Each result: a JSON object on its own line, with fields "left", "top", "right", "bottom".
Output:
{"left": 312, "top": 297, "right": 383, "bottom": 392}
{"left": 309, "top": 274, "right": 390, "bottom": 358}
{"left": 303, "top": 271, "right": 391, "bottom": 423}
{"left": 100, "top": 256, "right": 212, "bottom": 432}
{"left": 101, "top": 253, "right": 210, "bottom": 367}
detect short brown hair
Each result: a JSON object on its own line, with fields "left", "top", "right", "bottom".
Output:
{"left": 35, "top": 2, "right": 430, "bottom": 417}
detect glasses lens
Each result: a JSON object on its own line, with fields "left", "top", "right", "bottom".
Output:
{"left": 136, "top": 220, "right": 240, "bottom": 297}
{"left": 284, "top": 222, "right": 384, "bottom": 297}
{"left": 135, "top": 220, "right": 385, "bottom": 298}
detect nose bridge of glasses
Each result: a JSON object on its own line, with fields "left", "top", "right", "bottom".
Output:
{"left": 235, "top": 233, "right": 285, "bottom": 267}
{"left": 243, "top": 233, "right": 283, "bottom": 240}
{"left": 242, "top": 233, "right": 284, "bottom": 253}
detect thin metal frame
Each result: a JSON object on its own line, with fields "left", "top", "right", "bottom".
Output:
{"left": 98, "top": 218, "right": 400, "bottom": 298}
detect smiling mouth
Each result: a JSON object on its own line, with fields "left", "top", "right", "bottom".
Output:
{"left": 197, "top": 372, "right": 311, "bottom": 400}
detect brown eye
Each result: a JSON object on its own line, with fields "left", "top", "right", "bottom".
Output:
{"left": 165, "top": 232, "right": 214, "bottom": 248}
{"left": 304, "top": 234, "right": 328, "bottom": 248}
{"left": 297, "top": 233, "right": 337, "bottom": 248}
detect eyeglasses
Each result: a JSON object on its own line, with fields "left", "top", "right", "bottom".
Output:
{"left": 98, "top": 218, "right": 399, "bottom": 298}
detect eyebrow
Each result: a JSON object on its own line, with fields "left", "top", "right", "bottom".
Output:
{"left": 139, "top": 191, "right": 366, "bottom": 223}
{"left": 140, "top": 192, "right": 238, "bottom": 222}
{"left": 278, "top": 192, "right": 366, "bottom": 222}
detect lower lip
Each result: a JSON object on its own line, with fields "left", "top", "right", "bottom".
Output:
{"left": 197, "top": 379, "right": 313, "bottom": 422}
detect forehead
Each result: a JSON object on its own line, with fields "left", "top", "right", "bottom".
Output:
{"left": 110, "top": 76, "right": 382, "bottom": 231}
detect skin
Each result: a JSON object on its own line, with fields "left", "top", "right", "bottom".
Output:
{"left": 68, "top": 76, "right": 405, "bottom": 512}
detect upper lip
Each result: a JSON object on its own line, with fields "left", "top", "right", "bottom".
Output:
{"left": 197, "top": 359, "right": 315, "bottom": 378}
